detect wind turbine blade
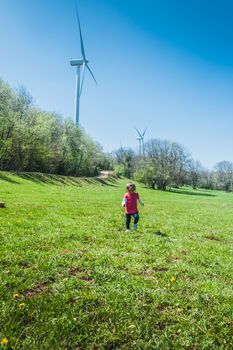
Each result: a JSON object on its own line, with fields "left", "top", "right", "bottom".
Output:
{"left": 134, "top": 127, "right": 142, "bottom": 138}
{"left": 74, "top": 1, "right": 86, "bottom": 61}
{"left": 142, "top": 128, "right": 147, "bottom": 137}
{"left": 86, "top": 64, "right": 98, "bottom": 85}
{"left": 79, "top": 63, "right": 86, "bottom": 96}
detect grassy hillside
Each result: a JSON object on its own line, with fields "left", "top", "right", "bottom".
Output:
{"left": 0, "top": 172, "right": 233, "bottom": 349}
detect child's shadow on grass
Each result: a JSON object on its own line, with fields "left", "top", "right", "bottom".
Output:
{"left": 154, "top": 230, "right": 168, "bottom": 237}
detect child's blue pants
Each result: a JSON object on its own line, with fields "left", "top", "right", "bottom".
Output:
{"left": 125, "top": 212, "right": 139, "bottom": 229}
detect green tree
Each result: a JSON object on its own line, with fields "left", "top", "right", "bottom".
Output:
{"left": 0, "top": 79, "right": 111, "bottom": 176}
{"left": 134, "top": 139, "right": 190, "bottom": 190}
{"left": 113, "top": 147, "right": 136, "bottom": 178}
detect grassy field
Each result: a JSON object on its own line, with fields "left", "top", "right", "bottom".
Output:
{"left": 0, "top": 172, "right": 233, "bottom": 349}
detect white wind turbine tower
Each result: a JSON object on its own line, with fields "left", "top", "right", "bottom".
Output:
{"left": 70, "top": 3, "right": 97, "bottom": 127}
{"left": 135, "top": 127, "right": 147, "bottom": 157}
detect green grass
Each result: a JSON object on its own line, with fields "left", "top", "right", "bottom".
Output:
{"left": 0, "top": 172, "right": 233, "bottom": 349}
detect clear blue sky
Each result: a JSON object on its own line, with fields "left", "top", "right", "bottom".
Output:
{"left": 1, "top": 0, "right": 233, "bottom": 169}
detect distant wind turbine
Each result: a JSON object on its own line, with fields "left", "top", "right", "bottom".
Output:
{"left": 70, "top": 2, "right": 97, "bottom": 127}
{"left": 135, "top": 127, "right": 147, "bottom": 157}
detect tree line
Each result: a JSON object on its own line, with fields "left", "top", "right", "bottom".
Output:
{"left": 1, "top": 78, "right": 232, "bottom": 191}
{"left": 0, "top": 79, "right": 112, "bottom": 176}
{"left": 113, "top": 141, "right": 233, "bottom": 192}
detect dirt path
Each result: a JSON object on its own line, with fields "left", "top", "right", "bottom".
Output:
{"left": 98, "top": 171, "right": 113, "bottom": 179}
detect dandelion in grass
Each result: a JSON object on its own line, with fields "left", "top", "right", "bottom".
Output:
{"left": 13, "top": 293, "right": 20, "bottom": 299}
{"left": 1, "top": 338, "right": 9, "bottom": 345}
{"left": 19, "top": 303, "right": 26, "bottom": 309}
{"left": 170, "top": 277, "right": 176, "bottom": 284}
{"left": 63, "top": 277, "right": 68, "bottom": 282}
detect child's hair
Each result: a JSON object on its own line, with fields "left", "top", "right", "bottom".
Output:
{"left": 126, "top": 182, "right": 136, "bottom": 192}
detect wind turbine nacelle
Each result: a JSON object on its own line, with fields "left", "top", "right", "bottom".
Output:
{"left": 70, "top": 59, "right": 85, "bottom": 66}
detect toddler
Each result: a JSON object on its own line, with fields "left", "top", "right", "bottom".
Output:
{"left": 122, "top": 182, "right": 144, "bottom": 232}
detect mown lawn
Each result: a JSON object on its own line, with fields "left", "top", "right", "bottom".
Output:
{"left": 0, "top": 172, "right": 233, "bottom": 349}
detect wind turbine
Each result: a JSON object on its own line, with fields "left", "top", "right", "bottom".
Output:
{"left": 70, "top": 3, "right": 97, "bottom": 127}
{"left": 135, "top": 127, "right": 147, "bottom": 157}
